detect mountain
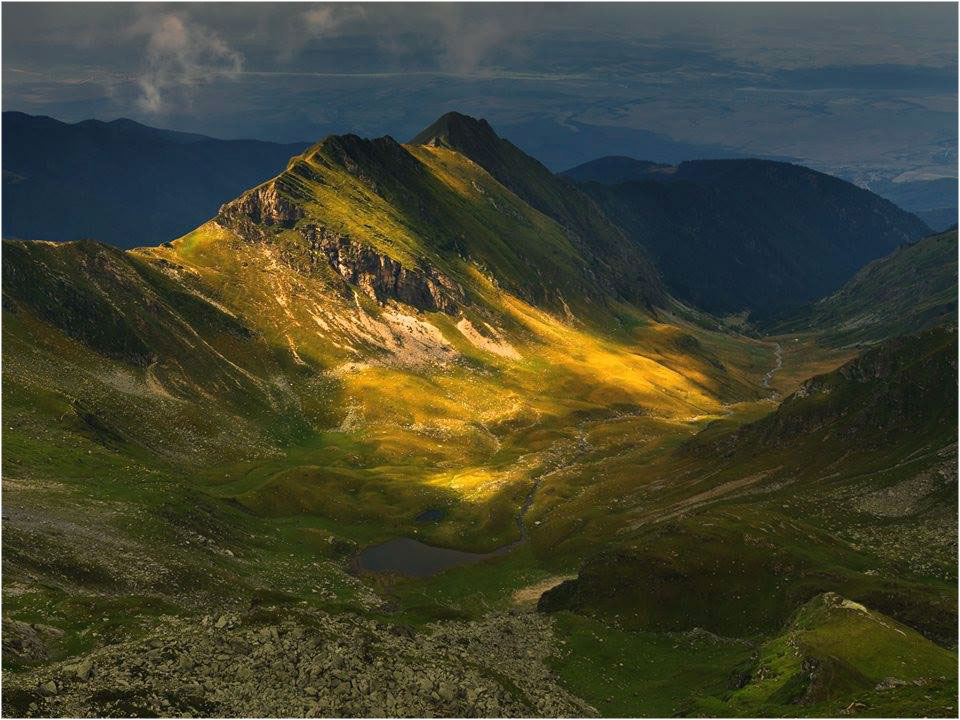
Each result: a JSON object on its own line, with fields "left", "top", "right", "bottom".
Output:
{"left": 3, "top": 109, "right": 933, "bottom": 321}
{"left": 411, "top": 112, "right": 665, "bottom": 308}
{"left": 2, "top": 113, "right": 769, "bottom": 628}
{"left": 563, "top": 156, "right": 932, "bottom": 317}
{"left": 2, "top": 112, "right": 956, "bottom": 718}
{"left": 769, "top": 229, "right": 957, "bottom": 346}
{"left": 2, "top": 111, "right": 309, "bottom": 248}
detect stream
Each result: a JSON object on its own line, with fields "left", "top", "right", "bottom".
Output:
{"left": 762, "top": 341, "right": 783, "bottom": 393}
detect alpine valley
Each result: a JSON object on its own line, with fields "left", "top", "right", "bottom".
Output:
{"left": 2, "top": 112, "right": 957, "bottom": 718}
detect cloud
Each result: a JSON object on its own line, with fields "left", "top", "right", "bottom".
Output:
{"left": 126, "top": 13, "right": 243, "bottom": 113}
{"left": 303, "top": 4, "right": 365, "bottom": 37}
{"left": 261, "top": 4, "right": 368, "bottom": 63}
{"left": 435, "top": 9, "right": 512, "bottom": 74}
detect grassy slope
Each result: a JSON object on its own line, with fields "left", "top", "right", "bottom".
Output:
{"left": 769, "top": 229, "right": 957, "bottom": 347}
{"left": 697, "top": 593, "right": 958, "bottom": 717}
{"left": 542, "top": 326, "right": 956, "bottom": 604}
{"left": 535, "top": 327, "right": 957, "bottom": 715}
{"left": 549, "top": 593, "right": 957, "bottom": 719}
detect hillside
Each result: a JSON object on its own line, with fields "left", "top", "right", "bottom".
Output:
{"left": 562, "top": 156, "right": 676, "bottom": 184}
{"left": 2, "top": 111, "right": 309, "bottom": 248}
{"left": 563, "top": 156, "right": 931, "bottom": 316}
{"left": 543, "top": 325, "right": 956, "bottom": 620}
{"left": 770, "top": 229, "right": 957, "bottom": 346}
{"left": 2, "top": 111, "right": 771, "bottom": 591}
{"left": 2, "top": 113, "right": 956, "bottom": 718}
{"left": 538, "top": 326, "right": 957, "bottom": 714}
{"left": 412, "top": 112, "right": 665, "bottom": 308}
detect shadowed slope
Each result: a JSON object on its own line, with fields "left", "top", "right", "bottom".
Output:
{"left": 564, "top": 156, "right": 931, "bottom": 316}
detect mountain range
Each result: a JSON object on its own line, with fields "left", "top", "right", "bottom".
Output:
{"left": 3, "top": 111, "right": 940, "bottom": 314}
{"left": 2, "top": 111, "right": 957, "bottom": 718}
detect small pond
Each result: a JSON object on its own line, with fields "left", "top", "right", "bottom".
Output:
{"left": 354, "top": 537, "right": 495, "bottom": 577}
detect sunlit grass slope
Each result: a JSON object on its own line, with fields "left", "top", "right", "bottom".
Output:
{"left": 2, "top": 113, "right": 782, "bottom": 579}
{"left": 112, "top": 125, "right": 777, "bottom": 552}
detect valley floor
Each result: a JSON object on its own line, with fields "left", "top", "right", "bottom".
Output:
{"left": 2, "top": 313, "right": 956, "bottom": 717}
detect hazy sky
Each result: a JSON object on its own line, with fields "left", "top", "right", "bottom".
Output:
{"left": 3, "top": 3, "right": 957, "bottom": 180}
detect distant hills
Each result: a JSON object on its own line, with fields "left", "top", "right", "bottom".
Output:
{"left": 868, "top": 177, "right": 957, "bottom": 233}
{"left": 563, "top": 156, "right": 931, "bottom": 316}
{"left": 2, "top": 111, "right": 309, "bottom": 248}
{"left": 496, "top": 116, "right": 739, "bottom": 172}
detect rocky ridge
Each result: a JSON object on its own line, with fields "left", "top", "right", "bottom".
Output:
{"left": 217, "top": 177, "right": 463, "bottom": 314}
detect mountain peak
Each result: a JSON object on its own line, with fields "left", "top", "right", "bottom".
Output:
{"left": 307, "top": 132, "right": 424, "bottom": 186}
{"left": 412, "top": 111, "right": 667, "bottom": 309}
{"left": 410, "top": 111, "right": 498, "bottom": 149}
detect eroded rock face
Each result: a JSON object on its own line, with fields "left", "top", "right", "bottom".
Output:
{"left": 217, "top": 178, "right": 305, "bottom": 242}
{"left": 302, "top": 225, "right": 462, "bottom": 314}
{"left": 216, "top": 179, "right": 462, "bottom": 314}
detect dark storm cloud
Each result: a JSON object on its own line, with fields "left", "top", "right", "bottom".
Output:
{"left": 2, "top": 3, "right": 957, "bottom": 183}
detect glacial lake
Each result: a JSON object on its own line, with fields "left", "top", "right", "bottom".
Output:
{"left": 355, "top": 537, "right": 498, "bottom": 577}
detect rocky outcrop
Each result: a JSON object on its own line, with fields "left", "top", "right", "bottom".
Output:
{"left": 216, "top": 178, "right": 463, "bottom": 314}
{"left": 302, "top": 225, "right": 462, "bottom": 314}
{"left": 2, "top": 610, "right": 594, "bottom": 718}
{"left": 215, "top": 169, "right": 463, "bottom": 314}
{"left": 217, "top": 178, "right": 306, "bottom": 242}
{"left": 2, "top": 620, "right": 64, "bottom": 665}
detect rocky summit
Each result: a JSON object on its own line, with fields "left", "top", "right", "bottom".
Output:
{"left": 2, "top": 110, "right": 957, "bottom": 719}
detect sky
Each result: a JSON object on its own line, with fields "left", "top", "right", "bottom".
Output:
{"left": 2, "top": 2, "right": 957, "bottom": 182}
